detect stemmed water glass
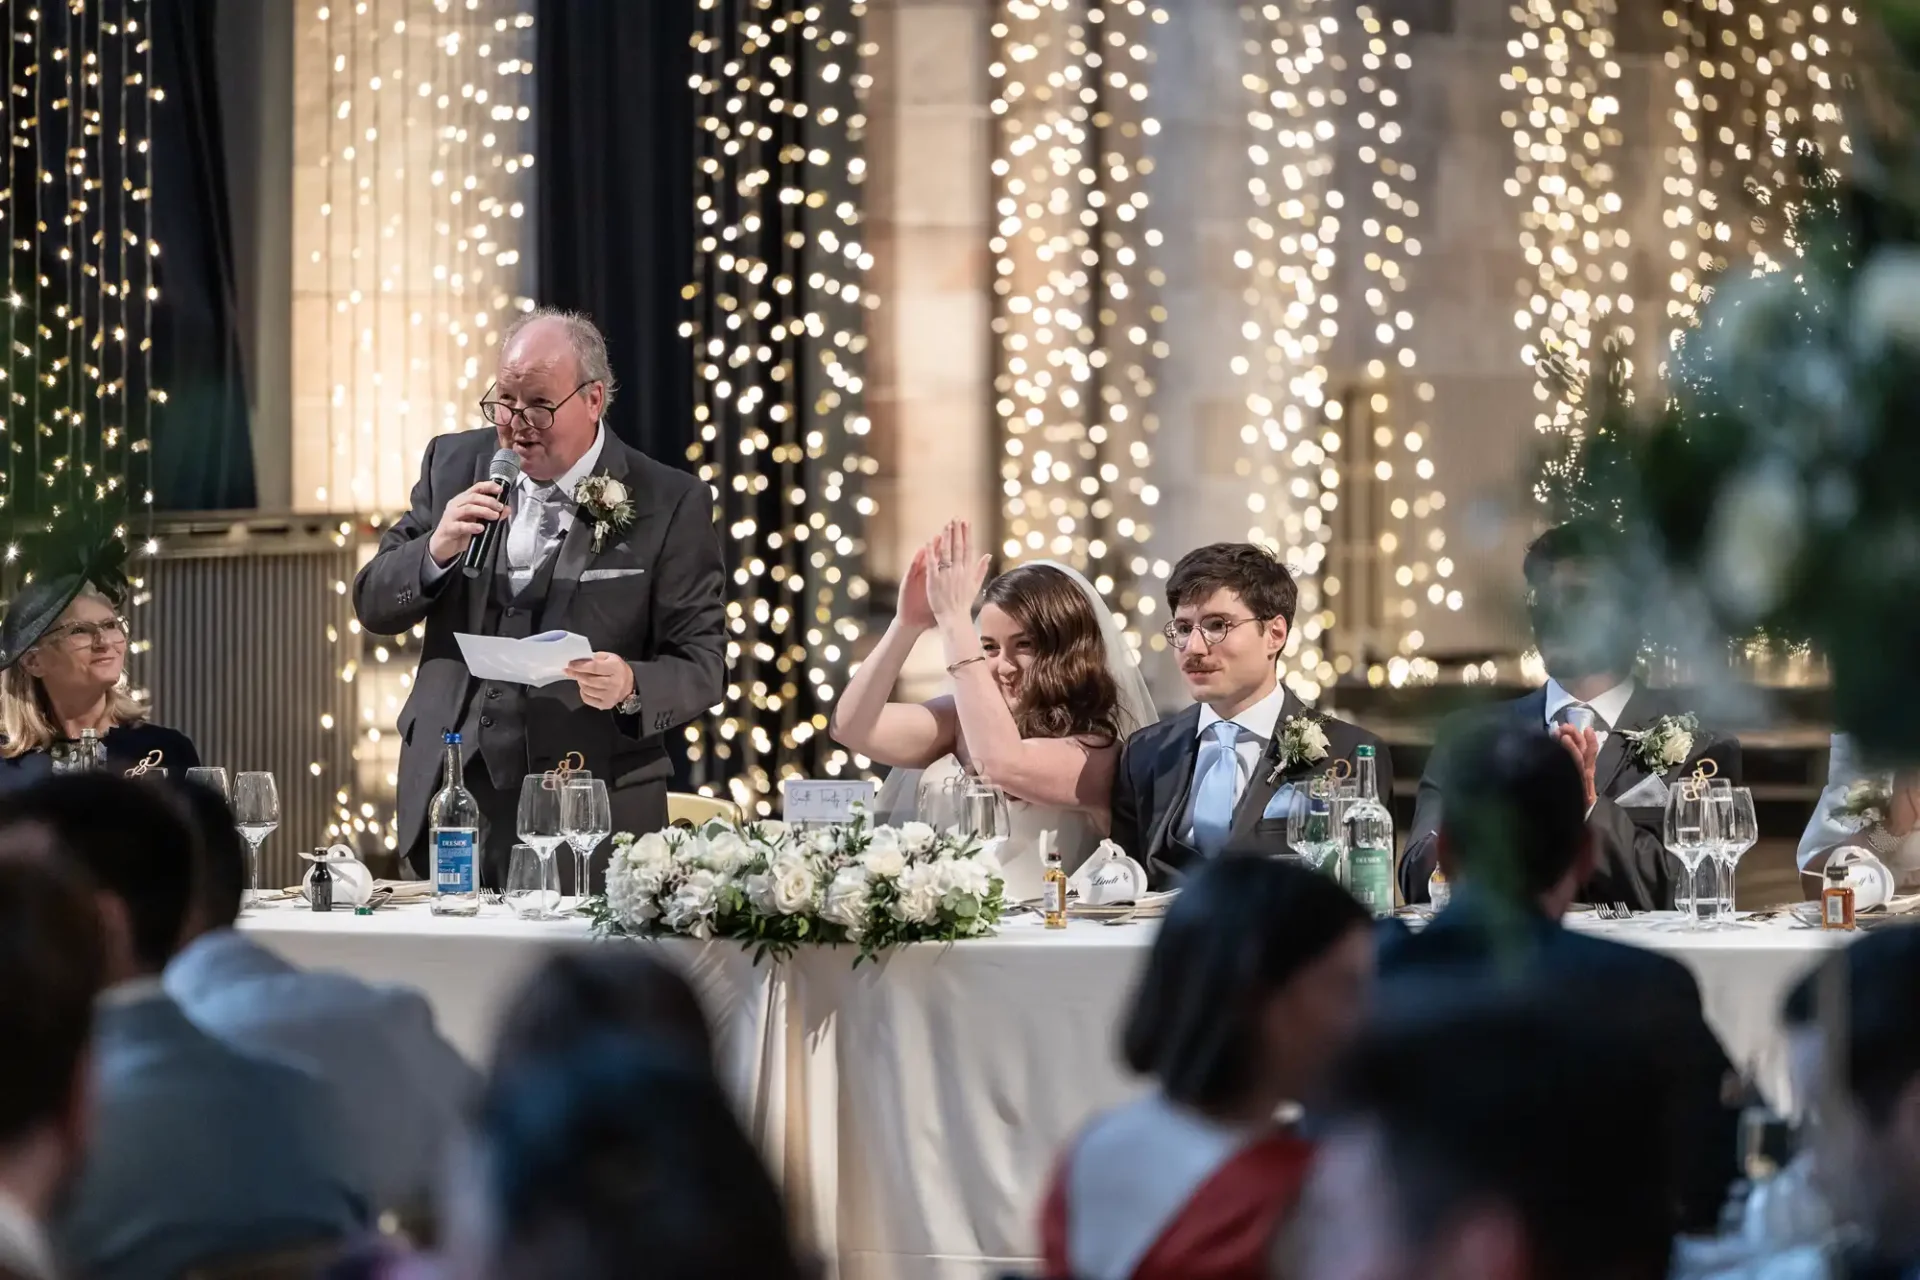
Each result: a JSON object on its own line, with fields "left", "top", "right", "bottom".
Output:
{"left": 1718, "top": 786, "right": 1760, "bottom": 925}
{"left": 232, "top": 772, "right": 280, "bottom": 909}
{"left": 560, "top": 776, "right": 612, "bottom": 911}
{"left": 1704, "top": 777, "right": 1736, "bottom": 923}
{"left": 516, "top": 774, "right": 568, "bottom": 920}
{"left": 1662, "top": 779, "right": 1719, "bottom": 931}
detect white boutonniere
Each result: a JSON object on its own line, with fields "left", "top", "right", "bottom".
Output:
{"left": 1620, "top": 712, "right": 1699, "bottom": 773}
{"left": 572, "top": 474, "right": 635, "bottom": 552}
{"left": 1269, "top": 713, "right": 1332, "bottom": 779}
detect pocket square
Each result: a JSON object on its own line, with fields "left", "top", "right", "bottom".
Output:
{"left": 1615, "top": 774, "right": 1671, "bottom": 809}
{"left": 1262, "top": 782, "right": 1303, "bottom": 821}
{"left": 580, "top": 567, "right": 645, "bottom": 582}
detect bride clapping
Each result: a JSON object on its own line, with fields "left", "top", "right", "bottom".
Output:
{"left": 830, "top": 521, "right": 1156, "bottom": 874}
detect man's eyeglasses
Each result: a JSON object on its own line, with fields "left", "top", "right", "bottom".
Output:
{"left": 1162, "top": 615, "right": 1270, "bottom": 651}
{"left": 41, "top": 617, "right": 129, "bottom": 650}
{"left": 478, "top": 380, "right": 595, "bottom": 433}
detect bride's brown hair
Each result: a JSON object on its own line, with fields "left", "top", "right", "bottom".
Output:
{"left": 979, "top": 564, "right": 1127, "bottom": 746}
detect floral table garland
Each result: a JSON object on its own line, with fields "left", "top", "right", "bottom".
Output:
{"left": 585, "top": 809, "right": 1007, "bottom": 965}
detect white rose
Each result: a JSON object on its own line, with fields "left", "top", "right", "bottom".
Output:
{"left": 671, "top": 833, "right": 708, "bottom": 869}
{"left": 743, "top": 871, "right": 781, "bottom": 917}
{"left": 756, "top": 820, "right": 791, "bottom": 846}
{"left": 1663, "top": 732, "right": 1695, "bottom": 767}
{"left": 933, "top": 857, "right": 990, "bottom": 904}
{"left": 861, "top": 834, "right": 907, "bottom": 881}
{"left": 703, "top": 830, "right": 752, "bottom": 876}
{"left": 891, "top": 864, "right": 943, "bottom": 925}
{"left": 821, "top": 867, "right": 872, "bottom": 932}
{"left": 600, "top": 478, "right": 628, "bottom": 507}
{"left": 899, "top": 822, "right": 937, "bottom": 855}
{"left": 806, "top": 828, "right": 838, "bottom": 856}
{"left": 1302, "top": 721, "right": 1331, "bottom": 761}
{"left": 770, "top": 855, "right": 817, "bottom": 915}
{"left": 634, "top": 830, "right": 672, "bottom": 865}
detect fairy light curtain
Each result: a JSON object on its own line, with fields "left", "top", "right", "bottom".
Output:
{"left": 681, "top": 0, "right": 875, "bottom": 815}
{"left": 1233, "top": 2, "right": 1453, "bottom": 691}
{"left": 989, "top": 0, "right": 1168, "bottom": 656}
{"left": 0, "top": 0, "right": 159, "bottom": 569}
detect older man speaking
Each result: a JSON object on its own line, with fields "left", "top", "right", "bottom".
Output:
{"left": 354, "top": 309, "right": 724, "bottom": 891}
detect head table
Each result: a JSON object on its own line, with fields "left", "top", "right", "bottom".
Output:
{"left": 238, "top": 903, "right": 1844, "bottom": 1280}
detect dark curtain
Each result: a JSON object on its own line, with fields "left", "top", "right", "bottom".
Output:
{"left": 535, "top": 0, "right": 695, "bottom": 466}
{"left": 150, "top": 0, "right": 254, "bottom": 512}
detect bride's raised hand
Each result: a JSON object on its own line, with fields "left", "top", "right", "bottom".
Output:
{"left": 926, "top": 520, "right": 991, "bottom": 627}
{"left": 896, "top": 544, "right": 937, "bottom": 632}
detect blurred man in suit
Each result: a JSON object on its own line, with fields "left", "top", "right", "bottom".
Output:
{"left": 1400, "top": 520, "right": 1740, "bottom": 910}
{"left": 1783, "top": 928, "right": 1920, "bottom": 1279}
{"left": 0, "top": 850, "right": 106, "bottom": 1280}
{"left": 1379, "top": 719, "right": 1739, "bottom": 1232}
{"left": 354, "top": 309, "right": 725, "bottom": 891}
{"left": 165, "top": 781, "right": 477, "bottom": 1215}
{"left": 0, "top": 777, "right": 362, "bottom": 1280}
{"left": 1111, "top": 543, "right": 1391, "bottom": 889}
{"left": 1295, "top": 998, "right": 1676, "bottom": 1280}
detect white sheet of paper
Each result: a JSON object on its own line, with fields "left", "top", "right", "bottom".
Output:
{"left": 454, "top": 630, "right": 595, "bottom": 687}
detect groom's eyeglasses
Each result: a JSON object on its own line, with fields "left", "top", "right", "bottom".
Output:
{"left": 1163, "top": 615, "right": 1269, "bottom": 650}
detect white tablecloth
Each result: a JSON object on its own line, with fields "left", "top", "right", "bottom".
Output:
{"left": 239, "top": 905, "right": 1847, "bottom": 1280}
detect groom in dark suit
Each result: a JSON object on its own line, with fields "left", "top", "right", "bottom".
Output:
{"left": 1111, "top": 543, "right": 1391, "bottom": 889}
{"left": 354, "top": 310, "right": 725, "bottom": 891}
{"left": 1398, "top": 520, "right": 1740, "bottom": 910}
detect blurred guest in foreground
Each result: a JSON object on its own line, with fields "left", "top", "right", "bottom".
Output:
{"left": 1293, "top": 999, "right": 1675, "bottom": 1280}
{"left": 0, "top": 538, "right": 198, "bottom": 787}
{"left": 1400, "top": 520, "right": 1739, "bottom": 910}
{"left": 1041, "top": 858, "right": 1373, "bottom": 1280}
{"left": 1781, "top": 927, "right": 1920, "bottom": 1278}
{"left": 0, "top": 776, "right": 362, "bottom": 1280}
{"left": 1380, "top": 719, "right": 1738, "bottom": 1231}
{"left": 0, "top": 852, "right": 106, "bottom": 1280}
{"left": 443, "top": 950, "right": 806, "bottom": 1280}
{"left": 165, "top": 781, "right": 477, "bottom": 1216}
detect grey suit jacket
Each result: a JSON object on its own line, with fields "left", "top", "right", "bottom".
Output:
{"left": 1398, "top": 686, "right": 1742, "bottom": 910}
{"left": 164, "top": 930, "right": 478, "bottom": 1212}
{"left": 352, "top": 428, "right": 726, "bottom": 856}
{"left": 56, "top": 987, "right": 363, "bottom": 1280}
{"left": 1109, "top": 689, "right": 1394, "bottom": 891}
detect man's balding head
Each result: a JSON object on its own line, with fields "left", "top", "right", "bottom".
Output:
{"left": 489, "top": 309, "right": 614, "bottom": 481}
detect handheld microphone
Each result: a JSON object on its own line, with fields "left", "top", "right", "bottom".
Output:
{"left": 460, "top": 447, "right": 523, "bottom": 579}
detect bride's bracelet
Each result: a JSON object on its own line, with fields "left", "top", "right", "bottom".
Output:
{"left": 946, "top": 655, "right": 987, "bottom": 676}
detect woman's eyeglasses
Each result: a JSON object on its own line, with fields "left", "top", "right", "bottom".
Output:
{"left": 1161, "top": 616, "right": 1269, "bottom": 651}
{"left": 42, "top": 617, "right": 129, "bottom": 650}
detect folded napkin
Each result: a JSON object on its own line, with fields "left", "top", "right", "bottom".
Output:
{"left": 299, "top": 845, "right": 377, "bottom": 908}
{"left": 1069, "top": 840, "right": 1150, "bottom": 906}
{"left": 1616, "top": 774, "right": 1671, "bottom": 809}
{"left": 1827, "top": 846, "right": 1896, "bottom": 912}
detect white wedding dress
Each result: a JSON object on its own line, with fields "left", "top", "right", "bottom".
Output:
{"left": 872, "top": 561, "right": 1159, "bottom": 904}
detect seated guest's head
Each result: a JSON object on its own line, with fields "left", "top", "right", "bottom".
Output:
{"left": 1522, "top": 519, "right": 1640, "bottom": 688}
{"left": 0, "top": 850, "right": 105, "bottom": 1229}
{"left": 469, "top": 1035, "right": 805, "bottom": 1280}
{"left": 174, "top": 780, "right": 247, "bottom": 942}
{"left": 1783, "top": 926, "right": 1920, "bottom": 1264}
{"left": 0, "top": 577, "right": 144, "bottom": 759}
{"left": 1122, "top": 857, "right": 1372, "bottom": 1122}
{"left": 1296, "top": 997, "right": 1674, "bottom": 1280}
{"left": 0, "top": 774, "right": 196, "bottom": 981}
{"left": 1436, "top": 720, "right": 1592, "bottom": 919}
{"left": 491, "top": 947, "right": 715, "bottom": 1074}
{"left": 1163, "top": 543, "right": 1297, "bottom": 714}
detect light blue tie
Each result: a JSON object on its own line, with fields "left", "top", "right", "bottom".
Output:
{"left": 1191, "top": 720, "right": 1242, "bottom": 859}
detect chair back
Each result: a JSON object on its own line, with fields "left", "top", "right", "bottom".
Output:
{"left": 668, "top": 791, "right": 741, "bottom": 829}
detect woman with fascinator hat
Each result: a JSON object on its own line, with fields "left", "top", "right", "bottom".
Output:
{"left": 831, "top": 520, "right": 1158, "bottom": 878}
{"left": 0, "top": 535, "right": 199, "bottom": 786}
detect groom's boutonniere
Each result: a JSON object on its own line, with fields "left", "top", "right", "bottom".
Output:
{"left": 572, "top": 474, "right": 635, "bottom": 552}
{"left": 1620, "top": 712, "right": 1699, "bottom": 773}
{"left": 1267, "top": 713, "right": 1331, "bottom": 783}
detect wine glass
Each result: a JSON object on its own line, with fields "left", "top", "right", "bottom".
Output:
{"left": 1662, "top": 780, "right": 1717, "bottom": 931}
{"left": 185, "top": 766, "right": 230, "bottom": 799}
{"left": 232, "top": 772, "right": 280, "bottom": 909}
{"left": 516, "top": 773, "right": 568, "bottom": 919}
{"left": 1719, "top": 787, "right": 1759, "bottom": 924}
{"left": 560, "top": 776, "right": 612, "bottom": 910}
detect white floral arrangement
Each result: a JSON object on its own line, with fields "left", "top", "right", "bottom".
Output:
{"left": 1620, "top": 712, "right": 1700, "bottom": 773}
{"left": 572, "top": 473, "right": 635, "bottom": 552}
{"left": 1273, "top": 713, "right": 1331, "bottom": 775}
{"left": 1835, "top": 776, "right": 1894, "bottom": 831}
{"left": 589, "top": 807, "right": 1006, "bottom": 965}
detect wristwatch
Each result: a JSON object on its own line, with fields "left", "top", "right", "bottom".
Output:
{"left": 616, "top": 688, "right": 643, "bottom": 717}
